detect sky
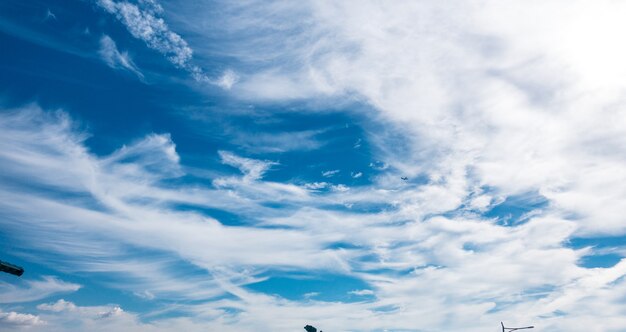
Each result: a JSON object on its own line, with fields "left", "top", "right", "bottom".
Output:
{"left": 1, "top": 0, "right": 626, "bottom": 331}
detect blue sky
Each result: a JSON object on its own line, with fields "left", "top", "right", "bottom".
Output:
{"left": 2, "top": 1, "right": 626, "bottom": 331}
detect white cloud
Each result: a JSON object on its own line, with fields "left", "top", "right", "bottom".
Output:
{"left": 467, "top": 194, "right": 493, "bottom": 212}
{"left": 231, "top": 130, "right": 324, "bottom": 154}
{"left": 133, "top": 290, "right": 155, "bottom": 300}
{"left": 31, "top": 300, "right": 143, "bottom": 331}
{"left": 0, "top": 311, "right": 44, "bottom": 327}
{"left": 303, "top": 292, "right": 319, "bottom": 299}
{"left": 37, "top": 299, "right": 77, "bottom": 312}
{"left": 0, "top": 276, "right": 81, "bottom": 304}
{"left": 7, "top": 0, "right": 626, "bottom": 323}
{"left": 303, "top": 182, "right": 328, "bottom": 190}
{"left": 98, "top": 35, "right": 143, "bottom": 79}
{"left": 102, "top": 133, "right": 182, "bottom": 181}
{"left": 321, "top": 169, "right": 339, "bottom": 178}
{"left": 0, "top": 107, "right": 348, "bottom": 306}
{"left": 144, "top": 1, "right": 626, "bottom": 329}
{"left": 218, "top": 150, "right": 277, "bottom": 182}
{"left": 216, "top": 69, "right": 239, "bottom": 90}
{"left": 351, "top": 171, "right": 362, "bottom": 179}
{"left": 0, "top": 102, "right": 623, "bottom": 331}
{"left": 369, "top": 161, "right": 388, "bottom": 171}
{"left": 349, "top": 289, "right": 374, "bottom": 296}
{"left": 330, "top": 184, "right": 349, "bottom": 192}
{"left": 185, "top": 0, "right": 626, "bottom": 239}
{"left": 96, "top": 0, "right": 236, "bottom": 88}
{"left": 98, "top": 306, "right": 124, "bottom": 319}
{"left": 97, "top": 0, "right": 191, "bottom": 67}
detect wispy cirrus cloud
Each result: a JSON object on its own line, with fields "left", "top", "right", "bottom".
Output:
{"left": 218, "top": 150, "right": 277, "bottom": 182}
{"left": 114, "top": 1, "right": 626, "bottom": 329}
{"left": 231, "top": 130, "right": 325, "bottom": 154}
{"left": 183, "top": 0, "right": 626, "bottom": 238}
{"left": 98, "top": 35, "right": 143, "bottom": 79}
{"left": 5, "top": 1, "right": 626, "bottom": 330}
{"left": 0, "top": 106, "right": 347, "bottom": 303}
{"left": 321, "top": 169, "right": 339, "bottom": 178}
{"left": 1, "top": 104, "right": 621, "bottom": 331}
{"left": 348, "top": 289, "right": 373, "bottom": 296}
{"left": 96, "top": 0, "right": 237, "bottom": 88}
{"left": 97, "top": 0, "right": 191, "bottom": 67}
{"left": 0, "top": 276, "right": 81, "bottom": 304}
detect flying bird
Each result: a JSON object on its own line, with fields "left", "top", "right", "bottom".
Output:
{"left": 401, "top": 177, "right": 408, "bottom": 181}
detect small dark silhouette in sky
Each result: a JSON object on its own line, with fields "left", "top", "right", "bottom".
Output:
{"left": 304, "top": 322, "right": 532, "bottom": 331}
{"left": 304, "top": 325, "right": 322, "bottom": 332}
{"left": 501, "top": 321, "right": 534, "bottom": 332}
{"left": 401, "top": 177, "right": 408, "bottom": 181}
{"left": 0, "top": 259, "right": 24, "bottom": 277}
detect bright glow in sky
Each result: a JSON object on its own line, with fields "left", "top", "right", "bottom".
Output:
{"left": 2, "top": 1, "right": 626, "bottom": 331}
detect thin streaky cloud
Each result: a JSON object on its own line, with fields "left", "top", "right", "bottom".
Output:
{"left": 321, "top": 169, "right": 339, "bottom": 178}
{"left": 98, "top": 35, "right": 144, "bottom": 79}
{"left": 0, "top": 276, "right": 81, "bottom": 304}
{"left": 96, "top": 0, "right": 236, "bottom": 88}
{"left": 3, "top": 0, "right": 626, "bottom": 331}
